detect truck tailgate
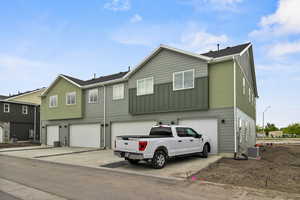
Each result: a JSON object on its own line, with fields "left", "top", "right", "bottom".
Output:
{"left": 115, "top": 137, "right": 139, "bottom": 152}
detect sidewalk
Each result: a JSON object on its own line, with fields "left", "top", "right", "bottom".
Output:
{"left": 0, "top": 178, "right": 67, "bottom": 200}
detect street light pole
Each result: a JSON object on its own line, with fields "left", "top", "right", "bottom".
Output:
{"left": 262, "top": 106, "right": 271, "bottom": 136}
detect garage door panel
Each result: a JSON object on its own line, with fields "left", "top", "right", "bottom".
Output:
{"left": 47, "top": 126, "right": 59, "bottom": 146}
{"left": 111, "top": 121, "right": 156, "bottom": 149}
{"left": 70, "top": 124, "right": 101, "bottom": 148}
{"left": 179, "top": 119, "right": 218, "bottom": 154}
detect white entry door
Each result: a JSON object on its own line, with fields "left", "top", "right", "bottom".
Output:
{"left": 47, "top": 126, "right": 59, "bottom": 146}
{"left": 111, "top": 121, "right": 156, "bottom": 149}
{"left": 179, "top": 118, "right": 218, "bottom": 154}
{"left": 0, "top": 127, "right": 3, "bottom": 143}
{"left": 70, "top": 124, "right": 101, "bottom": 148}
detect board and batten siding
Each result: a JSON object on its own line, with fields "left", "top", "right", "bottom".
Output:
{"left": 41, "top": 78, "right": 83, "bottom": 121}
{"left": 129, "top": 77, "right": 208, "bottom": 115}
{"left": 128, "top": 49, "right": 208, "bottom": 88}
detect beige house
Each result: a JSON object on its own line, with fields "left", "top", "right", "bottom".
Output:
{"left": 5, "top": 88, "right": 46, "bottom": 105}
{"left": 269, "top": 131, "right": 283, "bottom": 137}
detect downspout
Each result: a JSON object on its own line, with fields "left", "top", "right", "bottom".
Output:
{"left": 34, "top": 106, "right": 37, "bottom": 141}
{"left": 233, "top": 56, "right": 237, "bottom": 156}
{"left": 103, "top": 85, "right": 106, "bottom": 149}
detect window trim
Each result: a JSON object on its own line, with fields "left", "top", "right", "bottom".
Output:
{"left": 22, "top": 105, "right": 28, "bottom": 115}
{"left": 88, "top": 88, "right": 99, "bottom": 104}
{"left": 113, "top": 83, "right": 125, "bottom": 100}
{"left": 136, "top": 77, "right": 154, "bottom": 96}
{"left": 3, "top": 103, "right": 10, "bottom": 113}
{"left": 49, "top": 95, "right": 58, "bottom": 108}
{"left": 249, "top": 88, "right": 251, "bottom": 103}
{"left": 242, "top": 77, "right": 246, "bottom": 95}
{"left": 66, "top": 91, "right": 76, "bottom": 105}
{"left": 173, "top": 69, "right": 195, "bottom": 91}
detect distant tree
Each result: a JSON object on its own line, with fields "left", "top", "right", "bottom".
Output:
{"left": 264, "top": 123, "right": 279, "bottom": 135}
{"left": 256, "top": 125, "right": 263, "bottom": 132}
{"left": 282, "top": 123, "right": 300, "bottom": 135}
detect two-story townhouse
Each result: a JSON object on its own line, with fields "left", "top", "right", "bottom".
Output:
{"left": 40, "top": 42, "right": 258, "bottom": 155}
{"left": 0, "top": 100, "right": 40, "bottom": 143}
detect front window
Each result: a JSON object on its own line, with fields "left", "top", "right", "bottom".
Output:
{"left": 66, "top": 92, "right": 76, "bottom": 105}
{"left": 137, "top": 77, "right": 153, "bottom": 96}
{"left": 49, "top": 95, "right": 58, "bottom": 108}
{"left": 3, "top": 103, "right": 10, "bottom": 113}
{"left": 113, "top": 84, "right": 124, "bottom": 100}
{"left": 173, "top": 69, "right": 194, "bottom": 90}
{"left": 88, "top": 89, "right": 98, "bottom": 103}
{"left": 22, "top": 105, "right": 28, "bottom": 115}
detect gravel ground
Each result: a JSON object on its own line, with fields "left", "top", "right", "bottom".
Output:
{"left": 195, "top": 144, "right": 300, "bottom": 194}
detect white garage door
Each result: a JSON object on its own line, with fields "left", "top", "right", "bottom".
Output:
{"left": 47, "top": 126, "right": 59, "bottom": 146}
{"left": 179, "top": 119, "right": 218, "bottom": 154}
{"left": 111, "top": 121, "right": 156, "bottom": 149}
{"left": 70, "top": 124, "right": 101, "bottom": 148}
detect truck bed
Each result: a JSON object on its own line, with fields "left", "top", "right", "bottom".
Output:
{"left": 118, "top": 135, "right": 173, "bottom": 140}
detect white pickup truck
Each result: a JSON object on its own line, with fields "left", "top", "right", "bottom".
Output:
{"left": 114, "top": 125, "right": 211, "bottom": 169}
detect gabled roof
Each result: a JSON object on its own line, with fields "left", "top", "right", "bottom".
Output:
{"left": 0, "top": 99, "right": 38, "bottom": 106}
{"left": 201, "top": 43, "right": 251, "bottom": 58}
{"left": 0, "top": 95, "right": 7, "bottom": 100}
{"left": 124, "top": 44, "right": 212, "bottom": 79}
{"left": 41, "top": 71, "right": 129, "bottom": 96}
{"left": 5, "top": 88, "right": 46, "bottom": 100}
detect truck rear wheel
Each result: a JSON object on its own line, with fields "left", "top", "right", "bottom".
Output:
{"left": 151, "top": 150, "right": 167, "bottom": 169}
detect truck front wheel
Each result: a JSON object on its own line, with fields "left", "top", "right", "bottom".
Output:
{"left": 151, "top": 150, "right": 167, "bottom": 169}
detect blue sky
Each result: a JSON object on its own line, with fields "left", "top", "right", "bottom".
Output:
{"left": 0, "top": 0, "right": 299, "bottom": 127}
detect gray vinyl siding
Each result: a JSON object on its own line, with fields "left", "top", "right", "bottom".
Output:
{"left": 129, "top": 77, "right": 208, "bottom": 115}
{"left": 84, "top": 87, "right": 104, "bottom": 120}
{"left": 128, "top": 49, "right": 208, "bottom": 88}
{"left": 236, "top": 49, "right": 255, "bottom": 92}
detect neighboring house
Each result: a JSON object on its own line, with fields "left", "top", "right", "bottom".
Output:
{"left": 0, "top": 100, "right": 40, "bottom": 142}
{"left": 269, "top": 131, "right": 283, "bottom": 137}
{"left": 40, "top": 42, "right": 258, "bottom": 155}
{"left": 5, "top": 88, "right": 46, "bottom": 105}
{"left": 0, "top": 95, "right": 8, "bottom": 100}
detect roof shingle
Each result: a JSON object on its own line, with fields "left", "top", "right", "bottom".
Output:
{"left": 201, "top": 42, "right": 250, "bottom": 58}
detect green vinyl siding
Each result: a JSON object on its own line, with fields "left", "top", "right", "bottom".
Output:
{"left": 236, "top": 63, "right": 256, "bottom": 119}
{"left": 129, "top": 77, "right": 208, "bottom": 115}
{"left": 41, "top": 78, "right": 83, "bottom": 120}
{"left": 209, "top": 61, "right": 234, "bottom": 109}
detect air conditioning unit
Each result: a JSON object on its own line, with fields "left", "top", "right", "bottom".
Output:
{"left": 248, "top": 147, "right": 261, "bottom": 159}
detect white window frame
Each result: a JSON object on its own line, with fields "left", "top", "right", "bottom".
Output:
{"left": 49, "top": 95, "right": 58, "bottom": 108}
{"left": 22, "top": 105, "right": 28, "bottom": 115}
{"left": 137, "top": 77, "right": 154, "bottom": 96}
{"left": 3, "top": 103, "right": 10, "bottom": 113}
{"left": 113, "top": 84, "right": 124, "bottom": 100}
{"left": 88, "top": 88, "right": 99, "bottom": 104}
{"left": 173, "top": 69, "right": 195, "bottom": 91}
{"left": 242, "top": 77, "right": 246, "bottom": 95}
{"left": 66, "top": 92, "right": 76, "bottom": 105}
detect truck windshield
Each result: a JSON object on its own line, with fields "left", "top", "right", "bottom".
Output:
{"left": 149, "top": 127, "right": 173, "bottom": 137}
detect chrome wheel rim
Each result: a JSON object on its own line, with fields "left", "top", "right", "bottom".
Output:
{"left": 157, "top": 154, "right": 165, "bottom": 166}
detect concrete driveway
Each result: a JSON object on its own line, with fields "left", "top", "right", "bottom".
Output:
{"left": 0, "top": 147, "right": 222, "bottom": 179}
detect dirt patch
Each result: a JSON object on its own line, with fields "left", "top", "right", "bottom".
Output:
{"left": 195, "top": 144, "right": 300, "bottom": 194}
{"left": 0, "top": 142, "right": 40, "bottom": 149}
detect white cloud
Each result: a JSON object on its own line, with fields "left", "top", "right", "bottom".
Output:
{"left": 177, "top": 30, "right": 228, "bottom": 52}
{"left": 130, "top": 14, "right": 142, "bottom": 23}
{"left": 250, "top": 0, "right": 300, "bottom": 37}
{"left": 268, "top": 40, "right": 300, "bottom": 57}
{"left": 180, "top": 0, "right": 244, "bottom": 11}
{"left": 104, "top": 0, "right": 130, "bottom": 11}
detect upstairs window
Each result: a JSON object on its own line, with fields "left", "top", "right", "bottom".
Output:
{"left": 66, "top": 92, "right": 76, "bottom": 105}
{"left": 88, "top": 89, "right": 98, "bottom": 103}
{"left": 22, "top": 105, "right": 28, "bottom": 115}
{"left": 49, "top": 95, "right": 58, "bottom": 108}
{"left": 173, "top": 69, "right": 194, "bottom": 91}
{"left": 113, "top": 84, "right": 124, "bottom": 100}
{"left": 3, "top": 103, "right": 10, "bottom": 113}
{"left": 242, "top": 77, "right": 246, "bottom": 95}
{"left": 137, "top": 77, "right": 153, "bottom": 96}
